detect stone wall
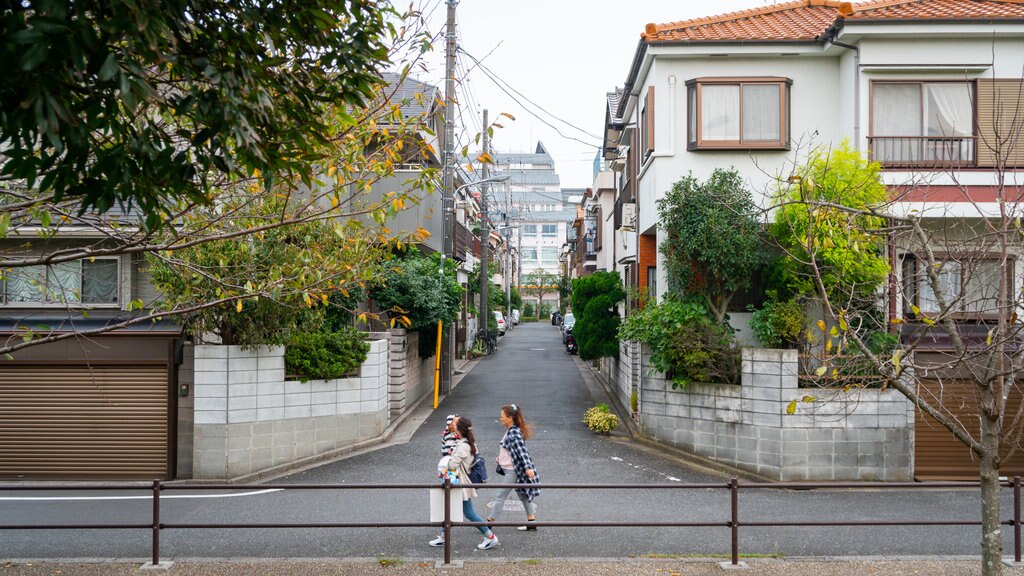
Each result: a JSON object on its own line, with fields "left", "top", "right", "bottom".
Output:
{"left": 636, "top": 347, "right": 914, "bottom": 481}
{"left": 190, "top": 340, "right": 389, "bottom": 479}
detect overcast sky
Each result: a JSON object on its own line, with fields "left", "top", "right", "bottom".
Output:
{"left": 401, "top": 0, "right": 778, "bottom": 188}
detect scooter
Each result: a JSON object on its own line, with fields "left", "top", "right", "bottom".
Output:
{"left": 564, "top": 334, "right": 578, "bottom": 355}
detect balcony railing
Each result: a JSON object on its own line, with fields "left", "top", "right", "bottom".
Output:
{"left": 868, "top": 136, "right": 976, "bottom": 169}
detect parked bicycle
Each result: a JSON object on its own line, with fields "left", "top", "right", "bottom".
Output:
{"left": 478, "top": 328, "right": 498, "bottom": 355}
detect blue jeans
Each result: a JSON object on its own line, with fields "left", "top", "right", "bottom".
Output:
{"left": 462, "top": 499, "right": 491, "bottom": 536}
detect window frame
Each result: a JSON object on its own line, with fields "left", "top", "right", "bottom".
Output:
{"left": 869, "top": 79, "right": 977, "bottom": 168}
{"left": 2, "top": 257, "right": 121, "bottom": 307}
{"left": 541, "top": 224, "right": 557, "bottom": 238}
{"left": 901, "top": 254, "right": 1012, "bottom": 321}
{"left": 686, "top": 77, "right": 792, "bottom": 151}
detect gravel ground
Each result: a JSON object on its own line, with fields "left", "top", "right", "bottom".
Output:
{"left": 4, "top": 559, "right": 1024, "bottom": 576}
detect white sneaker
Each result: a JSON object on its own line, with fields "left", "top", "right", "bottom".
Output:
{"left": 477, "top": 535, "right": 499, "bottom": 550}
{"left": 428, "top": 536, "right": 445, "bottom": 547}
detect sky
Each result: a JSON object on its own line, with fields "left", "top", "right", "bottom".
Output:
{"left": 400, "top": 0, "right": 779, "bottom": 189}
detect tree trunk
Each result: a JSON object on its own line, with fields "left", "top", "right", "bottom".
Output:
{"left": 980, "top": 406, "right": 1004, "bottom": 576}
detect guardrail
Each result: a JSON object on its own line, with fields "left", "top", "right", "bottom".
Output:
{"left": 2, "top": 478, "right": 1022, "bottom": 567}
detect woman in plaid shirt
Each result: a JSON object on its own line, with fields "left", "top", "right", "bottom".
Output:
{"left": 486, "top": 404, "right": 541, "bottom": 531}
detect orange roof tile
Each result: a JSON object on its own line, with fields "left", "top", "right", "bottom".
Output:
{"left": 643, "top": 0, "right": 1024, "bottom": 44}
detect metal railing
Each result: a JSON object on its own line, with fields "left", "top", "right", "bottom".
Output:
{"left": 2, "top": 477, "right": 1022, "bottom": 567}
{"left": 868, "top": 135, "right": 977, "bottom": 168}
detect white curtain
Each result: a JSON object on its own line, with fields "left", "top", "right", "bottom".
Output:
{"left": 873, "top": 84, "right": 921, "bottom": 136}
{"left": 702, "top": 85, "right": 740, "bottom": 141}
{"left": 742, "top": 84, "right": 781, "bottom": 141}
{"left": 5, "top": 265, "right": 45, "bottom": 303}
{"left": 926, "top": 84, "right": 972, "bottom": 137}
{"left": 46, "top": 262, "right": 81, "bottom": 303}
{"left": 962, "top": 261, "right": 1000, "bottom": 313}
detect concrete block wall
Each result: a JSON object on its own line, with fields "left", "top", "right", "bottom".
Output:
{"left": 635, "top": 346, "right": 914, "bottom": 481}
{"left": 386, "top": 329, "right": 435, "bottom": 419}
{"left": 175, "top": 344, "right": 195, "bottom": 479}
{"left": 190, "top": 340, "right": 389, "bottom": 479}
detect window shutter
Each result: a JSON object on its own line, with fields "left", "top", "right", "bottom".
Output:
{"left": 977, "top": 79, "right": 1024, "bottom": 168}
{"left": 646, "top": 86, "right": 656, "bottom": 155}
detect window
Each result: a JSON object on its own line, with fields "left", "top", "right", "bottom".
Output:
{"left": 641, "top": 86, "right": 655, "bottom": 159}
{"left": 541, "top": 247, "right": 559, "bottom": 264}
{"left": 870, "top": 82, "right": 975, "bottom": 167}
{"left": 542, "top": 224, "right": 557, "bottom": 238}
{"left": 647, "top": 266, "right": 657, "bottom": 301}
{"left": 521, "top": 224, "right": 537, "bottom": 236}
{"left": 686, "top": 77, "right": 791, "bottom": 150}
{"left": 903, "top": 256, "right": 1004, "bottom": 317}
{"left": 521, "top": 248, "right": 538, "bottom": 263}
{"left": 3, "top": 259, "right": 119, "bottom": 305}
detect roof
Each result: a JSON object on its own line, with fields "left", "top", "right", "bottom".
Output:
{"left": 642, "top": 0, "right": 1024, "bottom": 44}
{"left": 378, "top": 72, "right": 440, "bottom": 124}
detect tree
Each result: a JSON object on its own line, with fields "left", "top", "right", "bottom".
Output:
{"left": 770, "top": 133, "right": 1024, "bottom": 574}
{"left": 658, "top": 168, "right": 765, "bottom": 323}
{"left": 369, "top": 249, "right": 463, "bottom": 358}
{"left": 0, "top": 0, "right": 403, "bottom": 224}
{"left": 0, "top": 25, "right": 443, "bottom": 357}
{"left": 523, "top": 268, "right": 558, "bottom": 319}
{"left": 571, "top": 271, "right": 625, "bottom": 360}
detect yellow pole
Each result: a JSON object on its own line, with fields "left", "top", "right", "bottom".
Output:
{"left": 433, "top": 320, "right": 443, "bottom": 409}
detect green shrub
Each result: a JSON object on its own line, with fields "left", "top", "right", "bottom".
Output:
{"left": 619, "top": 297, "right": 740, "bottom": 387}
{"left": 582, "top": 404, "right": 619, "bottom": 433}
{"left": 523, "top": 302, "right": 535, "bottom": 318}
{"left": 630, "top": 391, "right": 638, "bottom": 413}
{"left": 749, "top": 296, "right": 806, "bottom": 349}
{"left": 571, "top": 271, "right": 626, "bottom": 361}
{"left": 285, "top": 327, "right": 370, "bottom": 382}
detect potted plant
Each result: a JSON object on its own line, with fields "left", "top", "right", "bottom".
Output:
{"left": 582, "top": 404, "right": 619, "bottom": 434}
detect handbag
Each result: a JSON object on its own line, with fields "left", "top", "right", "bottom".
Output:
{"left": 495, "top": 463, "right": 505, "bottom": 476}
{"left": 469, "top": 454, "right": 488, "bottom": 484}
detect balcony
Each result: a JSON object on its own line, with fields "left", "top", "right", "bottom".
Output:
{"left": 454, "top": 222, "right": 477, "bottom": 262}
{"left": 868, "top": 136, "right": 976, "bottom": 169}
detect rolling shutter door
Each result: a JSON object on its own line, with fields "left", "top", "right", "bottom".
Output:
{"left": 914, "top": 379, "right": 1024, "bottom": 480}
{"left": 0, "top": 365, "right": 169, "bottom": 479}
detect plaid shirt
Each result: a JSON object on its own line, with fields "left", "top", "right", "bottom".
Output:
{"left": 501, "top": 426, "right": 540, "bottom": 501}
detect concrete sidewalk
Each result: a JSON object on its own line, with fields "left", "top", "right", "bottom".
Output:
{"left": 3, "top": 558, "right": 1024, "bottom": 575}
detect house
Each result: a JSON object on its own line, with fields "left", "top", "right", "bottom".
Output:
{"left": 603, "top": 0, "right": 1024, "bottom": 480}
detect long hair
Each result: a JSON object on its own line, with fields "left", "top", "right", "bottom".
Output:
{"left": 456, "top": 417, "right": 477, "bottom": 456}
{"left": 502, "top": 404, "right": 531, "bottom": 440}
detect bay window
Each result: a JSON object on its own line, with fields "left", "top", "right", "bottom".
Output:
{"left": 686, "top": 77, "right": 791, "bottom": 150}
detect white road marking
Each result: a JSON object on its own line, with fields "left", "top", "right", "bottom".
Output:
{"left": 610, "top": 457, "right": 683, "bottom": 482}
{"left": 529, "top": 348, "right": 546, "bottom": 351}
{"left": 0, "top": 489, "right": 283, "bottom": 501}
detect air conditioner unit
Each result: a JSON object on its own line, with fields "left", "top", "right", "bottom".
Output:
{"left": 619, "top": 203, "right": 637, "bottom": 231}
{"left": 609, "top": 158, "right": 626, "bottom": 172}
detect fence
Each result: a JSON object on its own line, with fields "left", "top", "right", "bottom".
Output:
{"left": 2, "top": 478, "right": 1023, "bottom": 568}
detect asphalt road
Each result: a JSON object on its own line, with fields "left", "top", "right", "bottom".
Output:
{"left": 1, "top": 321, "right": 1020, "bottom": 562}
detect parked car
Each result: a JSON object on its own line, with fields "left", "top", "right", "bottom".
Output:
{"left": 561, "top": 313, "right": 575, "bottom": 342}
{"left": 511, "top": 309, "right": 521, "bottom": 325}
{"left": 493, "top": 310, "right": 508, "bottom": 335}
{"left": 551, "top": 311, "right": 561, "bottom": 325}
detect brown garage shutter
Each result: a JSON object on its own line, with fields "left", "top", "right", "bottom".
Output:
{"left": 0, "top": 365, "right": 169, "bottom": 479}
{"left": 976, "top": 79, "right": 1024, "bottom": 168}
{"left": 914, "top": 378, "right": 1024, "bottom": 480}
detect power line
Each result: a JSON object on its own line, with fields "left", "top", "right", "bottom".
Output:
{"left": 458, "top": 48, "right": 603, "bottom": 149}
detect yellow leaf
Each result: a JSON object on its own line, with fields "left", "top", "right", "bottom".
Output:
{"left": 829, "top": 326, "right": 839, "bottom": 338}
{"left": 987, "top": 328, "right": 994, "bottom": 346}
{"left": 817, "top": 320, "right": 827, "bottom": 332}
{"left": 802, "top": 395, "right": 817, "bottom": 403}
{"left": 921, "top": 317, "right": 935, "bottom": 327}
{"left": 838, "top": 314, "right": 848, "bottom": 331}
{"left": 331, "top": 196, "right": 339, "bottom": 208}
{"left": 826, "top": 339, "right": 833, "bottom": 352}
{"left": 786, "top": 400, "right": 797, "bottom": 415}
{"left": 236, "top": 300, "right": 243, "bottom": 313}
{"left": 815, "top": 366, "right": 827, "bottom": 377}
{"left": 890, "top": 318, "right": 905, "bottom": 325}
{"left": 911, "top": 304, "right": 921, "bottom": 316}
{"left": 327, "top": 165, "right": 337, "bottom": 177}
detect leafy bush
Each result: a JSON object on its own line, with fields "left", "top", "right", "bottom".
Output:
{"left": 285, "top": 327, "right": 370, "bottom": 382}
{"left": 571, "top": 271, "right": 626, "bottom": 360}
{"left": 539, "top": 302, "right": 553, "bottom": 319}
{"left": 630, "top": 391, "right": 638, "bottom": 413}
{"left": 582, "top": 404, "right": 619, "bottom": 434}
{"left": 523, "top": 302, "right": 535, "bottom": 318}
{"left": 619, "top": 297, "right": 740, "bottom": 387}
{"left": 749, "top": 295, "right": 805, "bottom": 349}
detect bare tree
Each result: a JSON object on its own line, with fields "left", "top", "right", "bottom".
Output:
{"left": 770, "top": 78, "right": 1024, "bottom": 574}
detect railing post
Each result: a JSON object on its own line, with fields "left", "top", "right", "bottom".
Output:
{"left": 730, "top": 478, "right": 739, "bottom": 566}
{"left": 151, "top": 479, "right": 161, "bottom": 566}
{"left": 1015, "top": 476, "right": 1021, "bottom": 563}
{"left": 443, "top": 477, "right": 452, "bottom": 565}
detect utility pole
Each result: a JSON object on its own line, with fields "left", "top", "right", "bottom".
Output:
{"left": 479, "top": 109, "right": 490, "bottom": 333}
{"left": 440, "top": 0, "right": 457, "bottom": 394}
{"left": 505, "top": 176, "right": 512, "bottom": 321}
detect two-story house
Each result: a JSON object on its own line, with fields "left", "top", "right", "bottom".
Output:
{"left": 606, "top": 0, "right": 1024, "bottom": 478}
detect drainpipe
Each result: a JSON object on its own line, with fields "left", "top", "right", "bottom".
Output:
{"left": 826, "top": 31, "right": 860, "bottom": 148}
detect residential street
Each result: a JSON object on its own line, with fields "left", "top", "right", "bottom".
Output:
{"left": 0, "top": 322, "right": 1020, "bottom": 562}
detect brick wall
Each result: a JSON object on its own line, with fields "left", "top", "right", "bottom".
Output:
{"left": 634, "top": 347, "right": 914, "bottom": 481}
{"left": 638, "top": 234, "right": 657, "bottom": 296}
